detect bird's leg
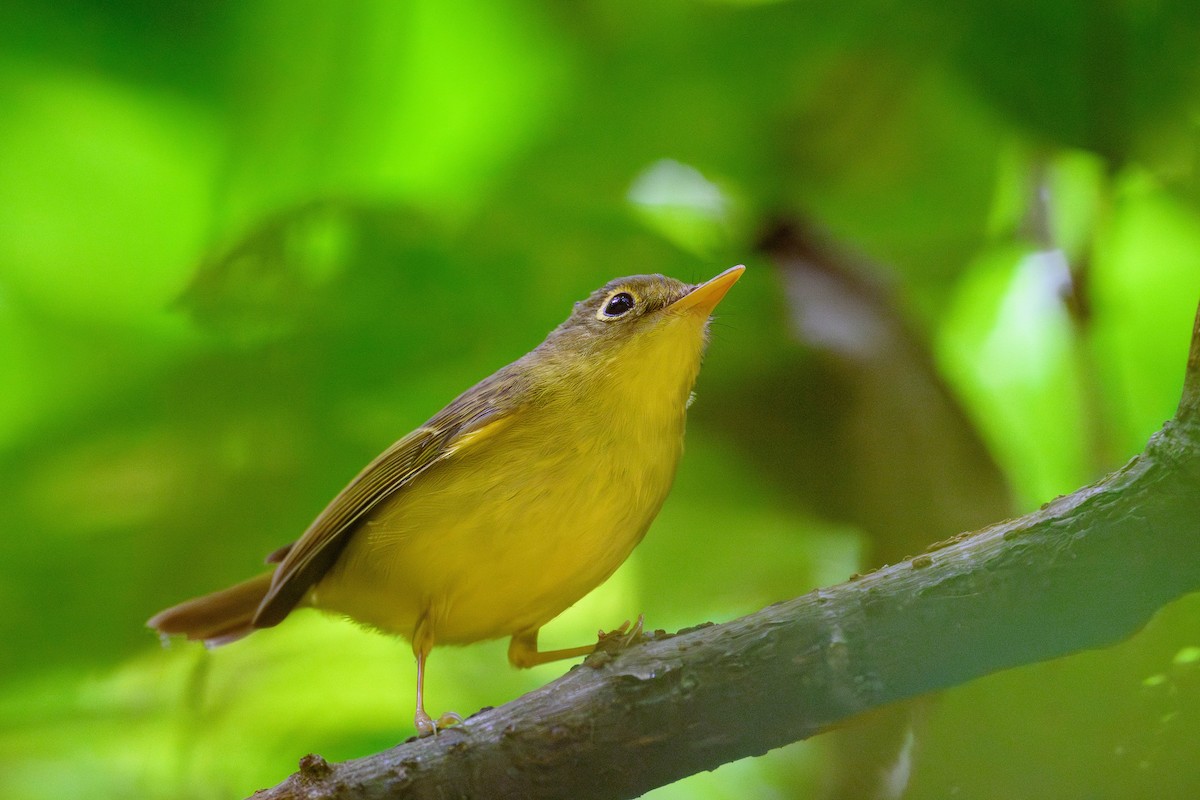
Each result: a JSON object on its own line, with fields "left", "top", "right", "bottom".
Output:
{"left": 412, "top": 624, "right": 462, "bottom": 737}
{"left": 507, "top": 614, "right": 645, "bottom": 669}
{"left": 413, "top": 646, "right": 437, "bottom": 737}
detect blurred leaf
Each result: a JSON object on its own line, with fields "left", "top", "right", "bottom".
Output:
{"left": 0, "top": 61, "right": 216, "bottom": 328}
{"left": 628, "top": 159, "right": 740, "bottom": 258}
{"left": 1092, "top": 172, "right": 1200, "bottom": 455}
{"left": 217, "top": 0, "right": 567, "bottom": 229}
{"left": 938, "top": 244, "right": 1090, "bottom": 506}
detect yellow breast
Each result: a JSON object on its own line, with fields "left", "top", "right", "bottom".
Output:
{"left": 310, "top": 312, "right": 707, "bottom": 646}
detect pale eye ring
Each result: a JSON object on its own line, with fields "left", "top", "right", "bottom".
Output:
{"left": 600, "top": 291, "right": 636, "bottom": 318}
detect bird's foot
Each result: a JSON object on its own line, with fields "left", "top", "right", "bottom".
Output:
{"left": 414, "top": 709, "right": 465, "bottom": 738}
{"left": 595, "top": 613, "right": 645, "bottom": 653}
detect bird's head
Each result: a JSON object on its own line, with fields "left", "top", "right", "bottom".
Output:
{"left": 533, "top": 265, "right": 744, "bottom": 400}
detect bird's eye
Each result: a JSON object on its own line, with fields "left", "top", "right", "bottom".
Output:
{"left": 602, "top": 292, "right": 636, "bottom": 318}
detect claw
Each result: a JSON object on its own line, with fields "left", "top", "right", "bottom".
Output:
{"left": 415, "top": 710, "right": 464, "bottom": 738}
{"left": 436, "top": 711, "right": 464, "bottom": 731}
{"left": 596, "top": 613, "right": 645, "bottom": 651}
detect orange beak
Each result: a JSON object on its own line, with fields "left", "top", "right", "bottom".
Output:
{"left": 669, "top": 265, "right": 745, "bottom": 315}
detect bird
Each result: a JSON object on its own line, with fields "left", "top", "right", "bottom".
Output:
{"left": 148, "top": 264, "right": 744, "bottom": 736}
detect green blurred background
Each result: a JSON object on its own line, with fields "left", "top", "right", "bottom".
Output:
{"left": 3, "top": 1, "right": 1200, "bottom": 798}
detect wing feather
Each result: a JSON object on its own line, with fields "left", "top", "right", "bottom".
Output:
{"left": 253, "top": 376, "right": 522, "bottom": 627}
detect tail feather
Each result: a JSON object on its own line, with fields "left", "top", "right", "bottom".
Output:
{"left": 147, "top": 571, "right": 275, "bottom": 647}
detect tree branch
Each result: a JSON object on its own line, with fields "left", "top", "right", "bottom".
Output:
{"left": 251, "top": 302, "right": 1200, "bottom": 800}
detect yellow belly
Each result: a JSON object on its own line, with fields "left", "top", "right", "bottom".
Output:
{"left": 308, "top": 404, "right": 683, "bottom": 646}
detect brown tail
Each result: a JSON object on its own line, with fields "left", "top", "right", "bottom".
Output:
{"left": 147, "top": 571, "right": 275, "bottom": 647}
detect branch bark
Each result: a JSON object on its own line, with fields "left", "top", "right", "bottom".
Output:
{"left": 251, "top": 303, "right": 1200, "bottom": 800}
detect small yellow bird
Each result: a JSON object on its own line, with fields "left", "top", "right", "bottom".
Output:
{"left": 149, "top": 265, "right": 743, "bottom": 735}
